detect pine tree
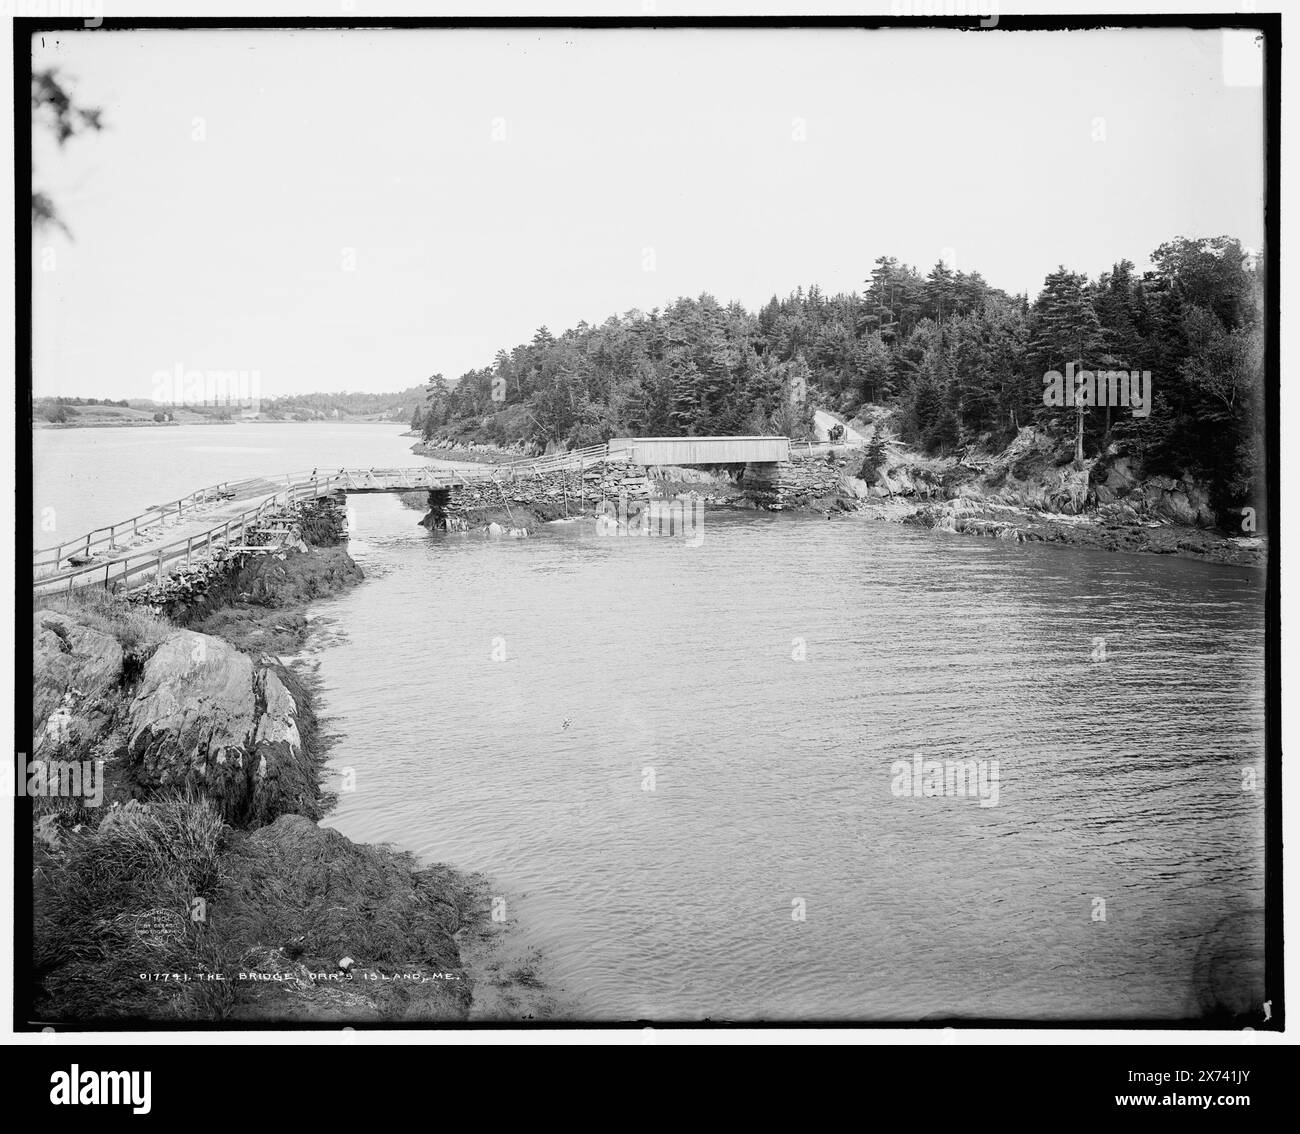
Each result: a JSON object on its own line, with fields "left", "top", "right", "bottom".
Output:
{"left": 925, "top": 260, "right": 957, "bottom": 326}
{"left": 1030, "top": 267, "right": 1104, "bottom": 462}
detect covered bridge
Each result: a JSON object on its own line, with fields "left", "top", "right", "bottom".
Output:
{"left": 607, "top": 436, "right": 790, "bottom": 466}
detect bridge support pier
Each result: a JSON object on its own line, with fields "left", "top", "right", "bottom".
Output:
{"left": 421, "top": 487, "right": 454, "bottom": 530}
{"left": 741, "top": 461, "right": 793, "bottom": 509}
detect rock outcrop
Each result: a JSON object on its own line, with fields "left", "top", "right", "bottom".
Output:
{"left": 126, "top": 631, "right": 323, "bottom": 824}
{"left": 33, "top": 612, "right": 126, "bottom": 754}
{"left": 1093, "top": 458, "right": 1216, "bottom": 526}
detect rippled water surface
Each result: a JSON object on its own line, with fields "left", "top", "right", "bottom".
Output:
{"left": 313, "top": 492, "right": 1266, "bottom": 1022}
{"left": 35, "top": 425, "right": 1266, "bottom": 1021}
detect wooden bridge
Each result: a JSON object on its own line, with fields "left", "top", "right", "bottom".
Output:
{"left": 32, "top": 434, "right": 850, "bottom": 594}
{"left": 31, "top": 443, "right": 620, "bottom": 594}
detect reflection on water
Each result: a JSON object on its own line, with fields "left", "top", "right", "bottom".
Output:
{"left": 311, "top": 494, "right": 1266, "bottom": 1022}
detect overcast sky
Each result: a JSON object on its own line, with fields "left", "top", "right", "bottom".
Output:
{"left": 31, "top": 26, "right": 1264, "bottom": 400}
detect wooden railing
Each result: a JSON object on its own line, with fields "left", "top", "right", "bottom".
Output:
{"left": 33, "top": 476, "right": 344, "bottom": 595}
{"left": 789, "top": 437, "right": 867, "bottom": 459}
{"left": 31, "top": 445, "right": 623, "bottom": 594}
{"left": 485, "top": 443, "right": 614, "bottom": 477}
{"left": 33, "top": 479, "right": 238, "bottom": 572}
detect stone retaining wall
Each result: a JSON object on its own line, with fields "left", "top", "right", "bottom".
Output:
{"left": 741, "top": 458, "right": 856, "bottom": 510}
{"left": 423, "top": 464, "right": 656, "bottom": 530}
{"left": 121, "top": 495, "right": 347, "bottom": 617}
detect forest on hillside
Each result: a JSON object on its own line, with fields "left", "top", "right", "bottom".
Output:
{"left": 257, "top": 387, "right": 426, "bottom": 421}
{"left": 414, "top": 235, "right": 1264, "bottom": 524}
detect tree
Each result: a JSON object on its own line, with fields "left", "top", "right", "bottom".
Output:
{"left": 1030, "top": 267, "right": 1104, "bottom": 463}
{"left": 857, "top": 332, "right": 894, "bottom": 404}
{"left": 421, "top": 374, "right": 450, "bottom": 438}
{"left": 858, "top": 431, "right": 889, "bottom": 481}
{"left": 402, "top": 235, "right": 1261, "bottom": 525}
{"left": 32, "top": 68, "right": 104, "bottom": 234}
{"left": 1150, "top": 236, "right": 1256, "bottom": 332}
{"left": 925, "top": 260, "right": 957, "bottom": 325}
{"left": 907, "top": 378, "right": 944, "bottom": 450}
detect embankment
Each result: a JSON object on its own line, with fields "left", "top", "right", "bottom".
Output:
{"left": 851, "top": 426, "right": 1265, "bottom": 568}
{"left": 29, "top": 493, "right": 491, "bottom": 1023}
{"left": 410, "top": 436, "right": 531, "bottom": 464}
{"left": 407, "top": 429, "right": 1262, "bottom": 565}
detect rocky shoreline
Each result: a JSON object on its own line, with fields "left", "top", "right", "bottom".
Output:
{"left": 29, "top": 495, "right": 499, "bottom": 1024}
{"left": 411, "top": 435, "right": 532, "bottom": 464}
{"left": 408, "top": 430, "right": 1265, "bottom": 568}
{"left": 30, "top": 433, "right": 1262, "bottom": 1022}
{"left": 843, "top": 427, "right": 1266, "bottom": 569}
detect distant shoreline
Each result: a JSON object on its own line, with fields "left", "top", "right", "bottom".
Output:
{"left": 33, "top": 418, "right": 408, "bottom": 429}
{"left": 33, "top": 420, "right": 181, "bottom": 429}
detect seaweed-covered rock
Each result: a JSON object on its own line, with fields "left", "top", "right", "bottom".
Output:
{"left": 33, "top": 612, "right": 125, "bottom": 749}
{"left": 217, "top": 814, "right": 474, "bottom": 1021}
{"left": 125, "top": 631, "right": 324, "bottom": 824}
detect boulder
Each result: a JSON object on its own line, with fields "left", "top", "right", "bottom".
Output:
{"left": 1105, "top": 458, "right": 1138, "bottom": 491}
{"left": 246, "top": 666, "right": 320, "bottom": 824}
{"left": 125, "top": 631, "right": 319, "bottom": 824}
{"left": 33, "top": 612, "right": 125, "bottom": 747}
{"left": 127, "top": 631, "right": 257, "bottom": 796}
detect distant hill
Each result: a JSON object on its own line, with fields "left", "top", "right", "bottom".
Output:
{"left": 254, "top": 387, "right": 427, "bottom": 422}
{"left": 32, "top": 388, "right": 428, "bottom": 426}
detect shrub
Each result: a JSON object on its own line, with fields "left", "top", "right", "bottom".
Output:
{"left": 33, "top": 793, "right": 232, "bottom": 1021}
{"left": 858, "top": 432, "right": 889, "bottom": 480}
{"left": 35, "top": 589, "right": 172, "bottom": 661}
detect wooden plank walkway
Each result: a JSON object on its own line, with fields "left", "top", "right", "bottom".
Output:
{"left": 31, "top": 436, "right": 798, "bottom": 594}
{"left": 31, "top": 445, "right": 618, "bottom": 594}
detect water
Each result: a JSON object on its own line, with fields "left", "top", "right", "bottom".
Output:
{"left": 32, "top": 422, "right": 431, "bottom": 547}
{"left": 34, "top": 425, "right": 1267, "bottom": 1021}
{"left": 312, "top": 493, "right": 1266, "bottom": 1022}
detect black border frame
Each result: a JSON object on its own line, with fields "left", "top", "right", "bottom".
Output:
{"left": 13, "top": 11, "right": 1283, "bottom": 1034}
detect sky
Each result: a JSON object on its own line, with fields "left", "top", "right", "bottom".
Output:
{"left": 30, "top": 25, "right": 1265, "bottom": 400}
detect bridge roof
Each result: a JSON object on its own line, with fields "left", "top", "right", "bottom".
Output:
{"left": 608, "top": 436, "right": 790, "bottom": 465}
